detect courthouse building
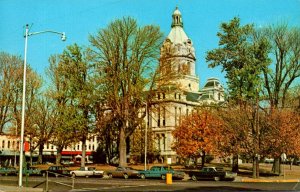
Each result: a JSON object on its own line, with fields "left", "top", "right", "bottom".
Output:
{"left": 148, "top": 7, "right": 225, "bottom": 163}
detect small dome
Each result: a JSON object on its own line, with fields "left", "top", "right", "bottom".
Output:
{"left": 173, "top": 7, "right": 181, "bottom": 15}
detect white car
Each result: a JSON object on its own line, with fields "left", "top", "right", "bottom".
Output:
{"left": 70, "top": 167, "right": 104, "bottom": 178}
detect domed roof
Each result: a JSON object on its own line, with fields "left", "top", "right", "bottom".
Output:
{"left": 173, "top": 6, "right": 181, "bottom": 15}
{"left": 167, "top": 27, "right": 188, "bottom": 45}
{"left": 167, "top": 7, "right": 189, "bottom": 45}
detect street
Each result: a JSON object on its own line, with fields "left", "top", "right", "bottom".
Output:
{"left": 0, "top": 176, "right": 300, "bottom": 191}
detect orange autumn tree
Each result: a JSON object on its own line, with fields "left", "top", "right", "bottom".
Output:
{"left": 172, "top": 108, "right": 223, "bottom": 167}
{"left": 261, "top": 109, "right": 300, "bottom": 162}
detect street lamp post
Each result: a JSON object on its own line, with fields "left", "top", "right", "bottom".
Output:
{"left": 14, "top": 123, "right": 17, "bottom": 168}
{"left": 144, "top": 102, "right": 148, "bottom": 171}
{"left": 19, "top": 24, "right": 66, "bottom": 187}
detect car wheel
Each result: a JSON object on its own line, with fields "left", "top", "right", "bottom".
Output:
{"left": 140, "top": 174, "right": 146, "bottom": 179}
{"left": 191, "top": 175, "right": 197, "bottom": 181}
{"left": 161, "top": 175, "right": 166, "bottom": 180}
{"left": 108, "top": 173, "right": 113, "bottom": 178}
{"left": 123, "top": 173, "right": 129, "bottom": 179}
{"left": 72, "top": 173, "right": 76, "bottom": 178}
{"left": 214, "top": 176, "right": 220, "bottom": 181}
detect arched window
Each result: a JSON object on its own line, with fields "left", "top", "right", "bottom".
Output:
{"left": 156, "top": 134, "right": 161, "bottom": 151}
{"left": 162, "top": 134, "right": 166, "bottom": 151}
{"left": 157, "top": 107, "right": 161, "bottom": 127}
{"left": 163, "top": 107, "right": 166, "bottom": 126}
{"left": 175, "top": 107, "right": 177, "bottom": 126}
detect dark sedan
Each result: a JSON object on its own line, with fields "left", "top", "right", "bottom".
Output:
{"left": 106, "top": 166, "right": 140, "bottom": 179}
{"left": 41, "top": 165, "right": 70, "bottom": 177}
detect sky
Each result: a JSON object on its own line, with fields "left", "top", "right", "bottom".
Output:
{"left": 0, "top": 0, "right": 300, "bottom": 88}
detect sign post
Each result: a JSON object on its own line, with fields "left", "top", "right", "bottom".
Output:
{"left": 166, "top": 158, "right": 172, "bottom": 184}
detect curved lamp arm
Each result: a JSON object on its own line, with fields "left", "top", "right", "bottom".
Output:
{"left": 24, "top": 24, "right": 66, "bottom": 41}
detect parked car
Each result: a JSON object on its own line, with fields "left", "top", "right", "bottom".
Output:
{"left": 188, "top": 167, "right": 237, "bottom": 181}
{"left": 61, "top": 160, "right": 75, "bottom": 166}
{"left": 106, "top": 166, "right": 140, "bottom": 179}
{"left": 264, "top": 158, "right": 274, "bottom": 164}
{"left": 70, "top": 167, "right": 104, "bottom": 178}
{"left": 41, "top": 165, "right": 70, "bottom": 177}
{"left": 138, "top": 166, "right": 185, "bottom": 180}
{"left": 17, "top": 166, "right": 42, "bottom": 176}
{"left": 0, "top": 167, "right": 17, "bottom": 176}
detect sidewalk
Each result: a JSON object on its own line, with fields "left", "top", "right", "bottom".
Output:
{"left": 0, "top": 185, "right": 43, "bottom": 192}
{"left": 235, "top": 176, "right": 300, "bottom": 183}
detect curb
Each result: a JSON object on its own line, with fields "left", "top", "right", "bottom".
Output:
{"left": 0, "top": 185, "right": 43, "bottom": 192}
{"left": 241, "top": 178, "right": 300, "bottom": 183}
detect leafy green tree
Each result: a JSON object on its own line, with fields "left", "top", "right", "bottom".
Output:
{"left": 47, "top": 54, "right": 80, "bottom": 164}
{"left": 88, "top": 17, "right": 163, "bottom": 166}
{"left": 58, "top": 43, "right": 93, "bottom": 167}
{"left": 206, "top": 17, "right": 271, "bottom": 175}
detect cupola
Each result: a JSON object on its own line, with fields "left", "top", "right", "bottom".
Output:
{"left": 171, "top": 6, "right": 183, "bottom": 28}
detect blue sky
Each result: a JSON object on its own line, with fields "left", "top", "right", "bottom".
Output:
{"left": 1, "top": 0, "right": 300, "bottom": 88}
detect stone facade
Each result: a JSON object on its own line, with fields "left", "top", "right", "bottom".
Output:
{"left": 150, "top": 7, "right": 225, "bottom": 163}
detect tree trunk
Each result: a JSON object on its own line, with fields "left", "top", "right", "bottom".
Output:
{"left": 29, "top": 149, "right": 33, "bottom": 166}
{"left": 38, "top": 143, "right": 44, "bottom": 164}
{"left": 56, "top": 147, "right": 63, "bottom": 165}
{"left": 232, "top": 154, "right": 239, "bottom": 172}
{"left": 272, "top": 157, "right": 281, "bottom": 175}
{"left": 81, "top": 136, "right": 86, "bottom": 167}
{"left": 253, "top": 156, "right": 260, "bottom": 178}
{"left": 201, "top": 151, "right": 206, "bottom": 168}
{"left": 256, "top": 157, "right": 260, "bottom": 178}
{"left": 119, "top": 126, "right": 127, "bottom": 167}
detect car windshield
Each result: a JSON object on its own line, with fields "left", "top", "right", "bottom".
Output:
{"left": 216, "top": 167, "right": 224, "bottom": 171}
{"left": 125, "top": 167, "right": 134, "bottom": 170}
{"left": 163, "top": 167, "right": 173, "bottom": 171}
{"left": 88, "top": 167, "right": 95, "bottom": 171}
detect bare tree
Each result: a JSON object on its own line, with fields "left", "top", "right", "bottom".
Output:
{"left": 262, "top": 24, "right": 300, "bottom": 108}
{"left": 260, "top": 23, "right": 300, "bottom": 174}
{"left": 0, "top": 52, "right": 23, "bottom": 133}
{"left": 88, "top": 17, "right": 163, "bottom": 166}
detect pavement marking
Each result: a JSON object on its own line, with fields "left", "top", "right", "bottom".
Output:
{"left": 241, "top": 178, "right": 300, "bottom": 183}
{"left": 292, "top": 181, "right": 300, "bottom": 190}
